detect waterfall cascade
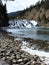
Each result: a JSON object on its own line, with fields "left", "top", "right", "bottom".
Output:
{"left": 9, "top": 20, "right": 37, "bottom": 28}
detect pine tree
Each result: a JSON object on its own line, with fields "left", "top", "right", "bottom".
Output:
{"left": 0, "top": 1, "right": 9, "bottom": 27}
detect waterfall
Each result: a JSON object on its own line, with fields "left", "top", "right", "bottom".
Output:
{"left": 9, "top": 20, "right": 37, "bottom": 28}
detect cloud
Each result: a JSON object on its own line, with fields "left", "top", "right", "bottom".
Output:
{"left": 2, "top": 0, "right": 39, "bottom": 13}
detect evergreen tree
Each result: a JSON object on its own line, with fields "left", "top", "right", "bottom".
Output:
{"left": 0, "top": 1, "right": 9, "bottom": 27}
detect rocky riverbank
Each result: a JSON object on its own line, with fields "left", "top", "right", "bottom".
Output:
{"left": 22, "top": 38, "right": 49, "bottom": 52}
{"left": 0, "top": 29, "right": 46, "bottom": 65}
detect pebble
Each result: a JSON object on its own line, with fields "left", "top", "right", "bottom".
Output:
{"left": 2, "top": 57, "right": 6, "bottom": 61}
{"left": 12, "top": 59, "right": 16, "bottom": 63}
{"left": 20, "top": 62, "right": 24, "bottom": 65}
{"left": 23, "top": 58, "right": 28, "bottom": 64}
{"left": 0, "top": 59, "right": 9, "bottom": 65}
{"left": 0, "top": 32, "right": 46, "bottom": 65}
{"left": 17, "top": 59, "right": 23, "bottom": 62}
{"left": 34, "top": 62, "right": 45, "bottom": 65}
{"left": 25, "top": 61, "right": 31, "bottom": 65}
{"left": 13, "top": 64, "right": 19, "bottom": 65}
{"left": 6, "top": 56, "right": 10, "bottom": 59}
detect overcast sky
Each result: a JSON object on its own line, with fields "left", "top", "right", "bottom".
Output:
{"left": 2, "top": 0, "right": 41, "bottom": 13}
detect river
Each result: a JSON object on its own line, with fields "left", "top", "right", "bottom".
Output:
{"left": 3, "top": 20, "right": 49, "bottom": 65}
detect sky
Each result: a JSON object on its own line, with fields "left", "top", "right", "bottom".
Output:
{"left": 2, "top": 0, "right": 41, "bottom": 13}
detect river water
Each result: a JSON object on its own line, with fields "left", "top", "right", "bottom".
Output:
{"left": 6, "top": 27, "right": 49, "bottom": 41}
{"left": 3, "top": 20, "right": 49, "bottom": 64}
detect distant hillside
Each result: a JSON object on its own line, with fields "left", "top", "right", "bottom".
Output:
{"left": 8, "top": 11, "right": 22, "bottom": 17}
{"left": 8, "top": 11, "right": 22, "bottom": 19}
{"left": 13, "top": 0, "right": 49, "bottom": 27}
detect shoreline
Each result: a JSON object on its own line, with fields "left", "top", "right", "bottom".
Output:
{"left": 0, "top": 28, "right": 47, "bottom": 65}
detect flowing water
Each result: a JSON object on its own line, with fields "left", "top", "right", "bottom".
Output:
{"left": 3, "top": 20, "right": 49, "bottom": 64}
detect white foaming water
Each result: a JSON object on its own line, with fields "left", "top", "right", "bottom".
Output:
{"left": 9, "top": 20, "right": 37, "bottom": 28}
{"left": 24, "top": 23, "right": 32, "bottom": 28}
{"left": 21, "top": 41, "right": 49, "bottom": 65}
{"left": 6, "top": 28, "right": 19, "bottom": 33}
{"left": 30, "top": 20, "right": 37, "bottom": 26}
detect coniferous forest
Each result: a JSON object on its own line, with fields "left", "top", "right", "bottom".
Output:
{"left": 0, "top": 2, "right": 9, "bottom": 27}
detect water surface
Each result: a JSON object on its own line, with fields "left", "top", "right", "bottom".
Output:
{"left": 6, "top": 27, "right": 49, "bottom": 41}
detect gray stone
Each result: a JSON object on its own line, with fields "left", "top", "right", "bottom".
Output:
{"left": 0, "top": 59, "right": 9, "bottom": 65}
{"left": 34, "top": 62, "right": 45, "bottom": 65}
{"left": 6, "top": 56, "right": 10, "bottom": 59}
{"left": 20, "top": 62, "right": 24, "bottom": 65}
{"left": 10, "top": 55, "right": 15, "bottom": 60}
{"left": 17, "top": 59, "right": 23, "bottom": 62}
{"left": 13, "top": 64, "right": 19, "bottom": 65}
{"left": 23, "top": 58, "right": 28, "bottom": 64}
{"left": 31, "top": 61, "right": 35, "bottom": 65}
{"left": 25, "top": 61, "right": 31, "bottom": 65}
{"left": 16, "top": 55, "right": 20, "bottom": 59}
{"left": 6, "top": 52, "right": 10, "bottom": 56}
{"left": 34, "top": 63, "right": 41, "bottom": 65}
{"left": 2, "top": 57, "right": 6, "bottom": 61}
{"left": 12, "top": 59, "right": 16, "bottom": 63}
